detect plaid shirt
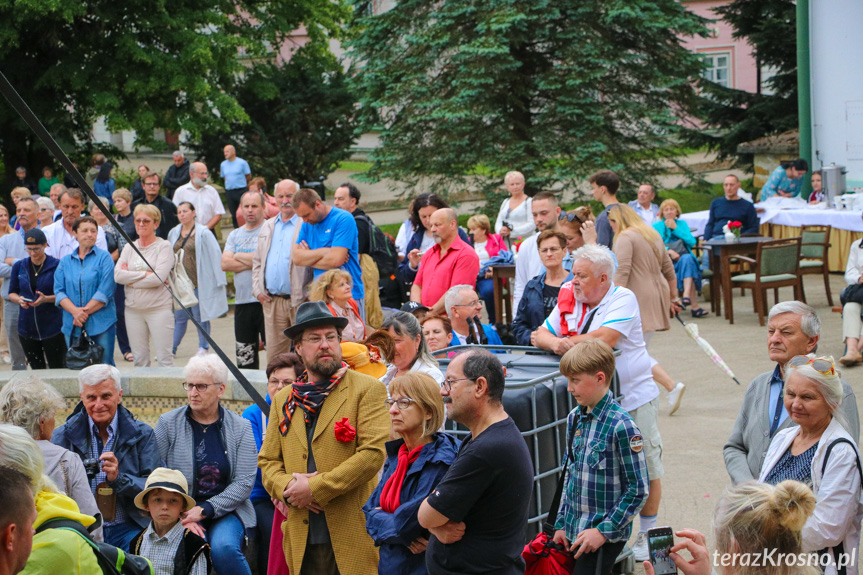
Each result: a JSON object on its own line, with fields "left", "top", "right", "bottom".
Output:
{"left": 88, "top": 412, "right": 128, "bottom": 527}
{"left": 554, "top": 391, "right": 648, "bottom": 542}
{"left": 139, "top": 521, "right": 207, "bottom": 575}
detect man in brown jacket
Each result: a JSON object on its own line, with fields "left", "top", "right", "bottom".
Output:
{"left": 259, "top": 301, "right": 389, "bottom": 575}
{"left": 252, "top": 179, "right": 313, "bottom": 358}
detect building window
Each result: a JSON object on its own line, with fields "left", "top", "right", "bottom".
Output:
{"left": 700, "top": 52, "right": 732, "bottom": 88}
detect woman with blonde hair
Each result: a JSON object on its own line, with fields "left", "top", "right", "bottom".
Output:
{"left": 557, "top": 206, "right": 597, "bottom": 270}
{"left": 0, "top": 204, "right": 13, "bottom": 364}
{"left": 310, "top": 268, "right": 367, "bottom": 342}
{"left": 8, "top": 186, "right": 32, "bottom": 230}
{"left": 0, "top": 376, "right": 100, "bottom": 536}
{"left": 645, "top": 480, "right": 821, "bottom": 575}
{"left": 364, "top": 372, "right": 459, "bottom": 574}
{"left": 653, "top": 198, "right": 706, "bottom": 317}
{"left": 114, "top": 203, "right": 175, "bottom": 366}
{"left": 608, "top": 203, "right": 686, "bottom": 413}
{"left": 467, "top": 213, "right": 507, "bottom": 324}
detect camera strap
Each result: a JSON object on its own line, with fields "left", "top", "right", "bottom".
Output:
{"left": 0, "top": 70, "right": 268, "bottom": 413}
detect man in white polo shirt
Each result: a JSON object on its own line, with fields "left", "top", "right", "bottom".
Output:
{"left": 533, "top": 243, "right": 663, "bottom": 563}
{"left": 172, "top": 162, "right": 225, "bottom": 232}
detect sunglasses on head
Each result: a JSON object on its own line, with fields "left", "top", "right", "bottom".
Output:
{"left": 559, "top": 213, "right": 584, "bottom": 224}
{"left": 788, "top": 355, "right": 836, "bottom": 375}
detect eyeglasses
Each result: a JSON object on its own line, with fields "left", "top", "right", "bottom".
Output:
{"left": 302, "top": 334, "right": 340, "bottom": 346}
{"left": 134, "top": 218, "right": 155, "bottom": 224}
{"left": 788, "top": 355, "right": 836, "bottom": 375}
{"left": 442, "top": 377, "right": 475, "bottom": 393}
{"left": 25, "top": 246, "right": 44, "bottom": 252}
{"left": 182, "top": 382, "right": 220, "bottom": 392}
{"left": 539, "top": 246, "right": 562, "bottom": 254}
{"left": 385, "top": 397, "right": 418, "bottom": 410}
{"left": 453, "top": 300, "right": 480, "bottom": 308}
{"left": 268, "top": 377, "right": 295, "bottom": 387}
{"left": 559, "top": 213, "right": 584, "bottom": 224}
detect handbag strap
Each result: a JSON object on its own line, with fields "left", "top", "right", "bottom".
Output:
{"left": 543, "top": 429, "right": 573, "bottom": 535}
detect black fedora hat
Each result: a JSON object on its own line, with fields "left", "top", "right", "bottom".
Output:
{"left": 284, "top": 301, "right": 348, "bottom": 339}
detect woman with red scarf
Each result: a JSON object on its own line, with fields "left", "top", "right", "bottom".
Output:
{"left": 363, "top": 373, "right": 459, "bottom": 574}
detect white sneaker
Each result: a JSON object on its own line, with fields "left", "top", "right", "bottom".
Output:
{"left": 196, "top": 348, "right": 208, "bottom": 357}
{"left": 668, "top": 382, "right": 686, "bottom": 415}
{"left": 1, "top": 353, "right": 10, "bottom": 365}
{"left": 632, "top": 531, "right": 649, "bottom": 562}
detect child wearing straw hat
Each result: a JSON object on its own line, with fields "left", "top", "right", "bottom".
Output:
{"left": 130, "top": 468, "right": 212, "bottom": 575}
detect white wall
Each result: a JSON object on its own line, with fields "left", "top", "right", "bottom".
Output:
{"left": 810, "top": 0, "right": 863, "bottom": 189}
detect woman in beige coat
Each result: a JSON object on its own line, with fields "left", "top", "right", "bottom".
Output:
{"left": 114, "top": 204, "right": 175, "bottom": 367}
{"left": 608, "top": 203, "right": 686, "bottom": 414}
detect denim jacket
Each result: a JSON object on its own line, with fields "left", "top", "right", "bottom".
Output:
{"left": 54, "top": 247, "right": 117, "bottom": 337}
{"left": 8, "top": 255, "right": 63, "bottom": 340}
{"left": 364, "top": 433, "right": 460, "bottom": 575}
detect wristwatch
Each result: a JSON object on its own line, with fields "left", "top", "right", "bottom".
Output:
{"left": 199, "top": 505, "right": 211, "bottom": 519}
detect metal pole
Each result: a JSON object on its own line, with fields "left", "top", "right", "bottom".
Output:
{"left": 797, "top": 0, "right": 813, "bottom": 198}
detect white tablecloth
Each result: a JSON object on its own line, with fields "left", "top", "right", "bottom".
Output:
{"left": 680, "top": 206, "right": 863, "bottom": 237}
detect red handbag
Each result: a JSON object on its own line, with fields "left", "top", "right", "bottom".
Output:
{"left": 522, "top": 452, "right": 575, "bottom": 575}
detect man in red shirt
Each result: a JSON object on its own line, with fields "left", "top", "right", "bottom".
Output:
{"left": 411, "top": 208, "right": 480, "bottom": 315}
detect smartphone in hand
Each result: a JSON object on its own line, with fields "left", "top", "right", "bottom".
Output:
{"left": 647, "top": 527, "right": 677, "bottom": 575}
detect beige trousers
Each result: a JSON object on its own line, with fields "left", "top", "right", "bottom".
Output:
{"left": 126, "top": 305, "right": 175, "bottom": 367}
{"left": 262, "top": 297, "right": 294, "bottom": 359}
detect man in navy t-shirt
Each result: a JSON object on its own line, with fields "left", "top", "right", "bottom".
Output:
{"left": 418, "top": 349, "right": 533, "bottom": 575}
{"left": 292, "top": 188, "right": 366, "bottom": 317}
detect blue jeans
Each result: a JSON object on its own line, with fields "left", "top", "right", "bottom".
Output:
{"left": 477, "top": 278, "right": 496, "bottom": 324}
{"left": 205, "top": 513, "right": 252, "bottom": 575}
{"left": 65, "top": 324, "right": 117, "bottom": 366}
{"left": 105, "top": 520, "right": 141, "bottom": 552}
{"left": 173, "top": 289, "right": 210, "bottom": 353}
{"left": 673, "top": 253, "right": 702, "bottom": 293}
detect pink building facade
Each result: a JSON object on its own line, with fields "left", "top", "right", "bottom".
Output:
{"left": 680, "top": 0, "right": 760, "bottom": 94}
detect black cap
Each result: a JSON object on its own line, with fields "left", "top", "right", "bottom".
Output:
{"left": 400, "top": 301, "right": 429, "bottom": 313}
{"left": 24, "top": 228, "right": 47, "bottom": 246}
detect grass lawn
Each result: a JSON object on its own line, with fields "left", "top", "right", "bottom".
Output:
{"left": 337, "top": 160, "right": 373, "bottom": 173}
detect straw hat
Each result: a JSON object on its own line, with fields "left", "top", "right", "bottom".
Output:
{"left": 341, "top": 342, "right": 387, "bottom": 378}
{"left": 134, "top": 468, "right": 197, "bottom": 512}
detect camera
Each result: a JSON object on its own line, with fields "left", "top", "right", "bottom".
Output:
{"left": 501, "top": 220, "right": 513, "bottom": 230}
{"left": 83, "top": 458, "right": 101, "bottom": 482}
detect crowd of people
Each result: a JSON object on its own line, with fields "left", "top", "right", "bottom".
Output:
{"left": 1, "top": 157, "right": 862, "bottom": 575}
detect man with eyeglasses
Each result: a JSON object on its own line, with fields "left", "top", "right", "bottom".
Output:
{"left": 444, "top": 285, "right": 503, "bottom": 346}
{"left": 418, "top": 348, "right": 533, "bottom": 575}
{"left": 131, "top": 171, "right": 178, "bottom": 239}
{"left": 259, "top": 300, "right": 389, "bottom": 575}
{"left": 512, "top": 191, "right": 561, "bottom": 314}
{"left": 0, "top": 196, "right": 45, "bottom": 369}
{"left": 724, "top": 301, "right": 859, "bottom": 485}
{"left": 172, "top": 162, "right": 225, "bottom": 233}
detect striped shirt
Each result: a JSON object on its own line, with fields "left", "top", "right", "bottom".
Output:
{"left": 88, "top": 412, "right": 128, "bottom": 527}
{"left": 139, "top": 521, "right": 208, "bottom": 575}
{"left": 554, "top": 391, "right": 648, "bottom": 542}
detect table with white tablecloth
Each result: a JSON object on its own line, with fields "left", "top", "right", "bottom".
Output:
{"left": 680, "top": 206, "right": 863, "bottom": 272}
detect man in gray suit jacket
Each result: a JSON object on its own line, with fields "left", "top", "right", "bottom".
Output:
{"left": 724, "top": 301, "right": 860, "bottom": 484}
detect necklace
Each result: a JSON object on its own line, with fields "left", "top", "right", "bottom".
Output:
{"left": 31, "top": 260, "right": 45, "bottom": 277}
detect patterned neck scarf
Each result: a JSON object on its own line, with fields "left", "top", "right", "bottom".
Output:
{"left": 279, "top": 362, "right": 348, "bottom": 436}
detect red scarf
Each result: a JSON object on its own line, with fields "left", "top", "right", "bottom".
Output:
{"left": 379, "top": 443, "right": 426, "bottom": 513}
{"left": 557, "top": 282, "right": 591, "bottom": 336}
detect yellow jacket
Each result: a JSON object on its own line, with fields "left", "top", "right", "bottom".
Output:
{"left": 21, "top": 490, "right": 101, "bottom": 575}
{"left": 259, "top": 369, "right": 390, "bottom": 575}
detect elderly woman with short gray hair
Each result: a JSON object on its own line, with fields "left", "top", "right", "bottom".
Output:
{"left": 154, "top": 354, "right": 257, "bottom": 575}
{"left": 0, "top": 375, "right": 101, "bottom": 539}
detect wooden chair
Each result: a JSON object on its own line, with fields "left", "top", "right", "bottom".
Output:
{"left": 799, "top": 224, "right": 834, "bottom": 306}
{"left": 730, "top": 237, "right": 804, "bottom": 326}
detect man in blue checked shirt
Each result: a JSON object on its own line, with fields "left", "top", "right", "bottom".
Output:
{"left": 553, "top": 340, "right": 648, "bottom": 575}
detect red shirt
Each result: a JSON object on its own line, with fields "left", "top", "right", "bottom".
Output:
{"left": 414, "top": 237, "right": 480, "bottom": 308}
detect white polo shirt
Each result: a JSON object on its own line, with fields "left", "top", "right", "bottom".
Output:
{"left": 543, "top": 282, "right": 657, "bottom": 411}
{"left": 172, "top": 183, "right": 226, "bottom": 227}
{"left": 43, "top": 221, "right": 108, "bottom": 260}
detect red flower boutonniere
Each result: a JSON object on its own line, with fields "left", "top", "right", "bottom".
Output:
{"left": 334, "top": 417, "right": 357, "bottom": 442}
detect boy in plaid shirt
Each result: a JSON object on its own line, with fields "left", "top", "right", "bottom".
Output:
{"left": 553, "top": 340, "right": 649, "bottom": 575}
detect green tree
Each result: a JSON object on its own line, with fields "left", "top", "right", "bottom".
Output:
{"left": 347, "top": 0, "right": 707, "bottom": 210}
{"left": 190, "top": 50, "right": 358, "bottom": 187}
{"left": 0, "top": 0, "right": 347, "bottom": 190}
{"left": 684, "top": 0, "right": 798, "bottom": 161}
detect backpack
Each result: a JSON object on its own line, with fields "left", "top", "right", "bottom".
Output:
{"left": 355, "top": 213, "right": 404, "bottom": 309}
{"left": 131, "top": 525, "right": 212, "bottom": 575}
{"left": 36, "top": 518, "right": 154, "bottom": 575}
